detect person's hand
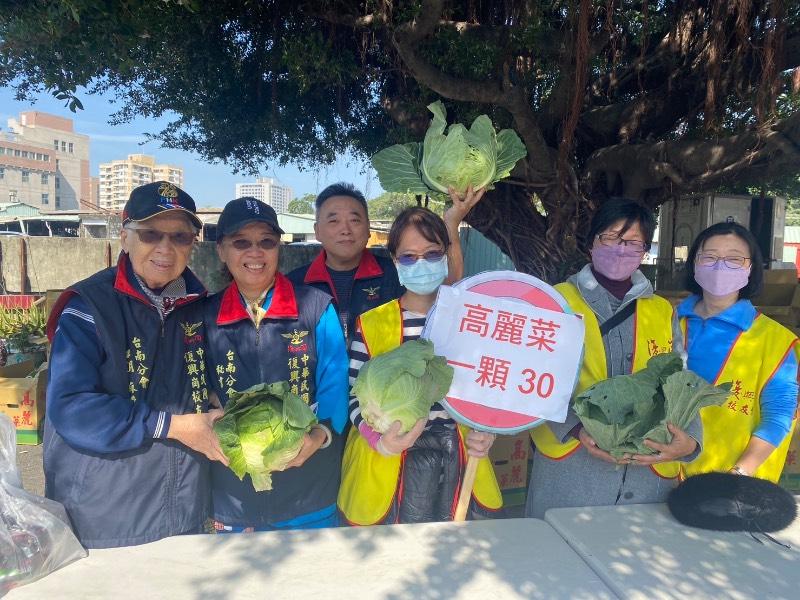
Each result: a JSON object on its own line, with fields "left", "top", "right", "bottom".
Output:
{"left": 284, "top": 427, "right": 328, "bottom": 469}
{"left": 377, "top": 419, "right": 426, "bottom": 455}
{"left": 167, "top": 409, "right": 228, "bottom": 465}
{"left": 578, "top": 427, "right": 626, "bottom": 464}
{"left": 466, "top": 430, "right": 496, "bottom": 458}
{"left": 444, "top": 185, "right": 486, "bottom": 227}
{"left": 628, "top": 422, "right": 698, "bottom": 464}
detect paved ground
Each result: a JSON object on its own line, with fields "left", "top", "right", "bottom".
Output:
{"left": 15, "top": 443, "right": 44, "bottom": 496}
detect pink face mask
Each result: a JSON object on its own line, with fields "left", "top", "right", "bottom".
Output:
{"left": 694, "top": 263, "right": 751, "bottom": 297}
{"left": 590, "top": 243, "right": 643, "bottom": 281}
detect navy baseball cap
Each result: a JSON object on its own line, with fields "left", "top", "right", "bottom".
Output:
{"left": 122, "top": 181, "right": 202, "bottom": 229}
{"left": 217, "top": 197, "right": 285, "bottom": 237}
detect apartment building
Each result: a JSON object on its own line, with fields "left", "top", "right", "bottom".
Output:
{"left": 1, "top": 112, "right": 90, "bottom": 210}
{"left": 99, "top": 154, "right": 184, "bottom": 210}
{"left": 234, "top": 177, "right": 293, "bottom": 214}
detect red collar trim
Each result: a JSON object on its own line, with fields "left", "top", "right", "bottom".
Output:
{"left": 114, "top": 253, "right": 203, "bottom": 309}
{"left": 114, "top": 253, "right": 150, "bottom": 304}
{"left": 303, "top": 250, "right": 385, "bottom": 300}
{"left": 216, "top": 273, "right": 298, "bottom": 325}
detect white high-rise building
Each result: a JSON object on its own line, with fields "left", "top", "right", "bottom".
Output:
{"left": 235, "top": 177, "right": 292, "bottom": 214}
{"left": 98, "top": 154, "right": 184, "bottom": 211}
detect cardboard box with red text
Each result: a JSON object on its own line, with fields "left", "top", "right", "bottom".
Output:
{"left": 0, "top": 360, "right": 47, "bottom": 445}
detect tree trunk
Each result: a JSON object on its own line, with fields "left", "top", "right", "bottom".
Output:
{"left": 464, "top": 182, "right": 590, "bottom": 283}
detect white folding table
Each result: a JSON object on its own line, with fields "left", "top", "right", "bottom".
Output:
{"left": 8, "top": 518, "right": 616, "bottom": 600}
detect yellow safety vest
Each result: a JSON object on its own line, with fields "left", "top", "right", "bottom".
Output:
{"left": 680, "top": 313, "right": 798, "bottom": 482}
{"left": 530, "top": 283, "right": 680, "bottom": 478}
{"left": 338, "top": 299, "right": 503, "bottom": 525}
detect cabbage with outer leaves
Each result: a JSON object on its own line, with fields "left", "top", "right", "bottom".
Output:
{"left": 213, "top": 381, "right": 317, "bottom": 492}
{"left": 353, "top": 339, "right": 454, "bottom": 434}
{"left": 573, "top": 353, "right": 731, "bottom": 458}
{"left": 371, "top": 101, "right": 527, "bottom": 196}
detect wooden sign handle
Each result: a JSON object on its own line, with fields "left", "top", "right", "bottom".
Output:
{"left": 453, "top": 455, "right": 479, "bottom": 521}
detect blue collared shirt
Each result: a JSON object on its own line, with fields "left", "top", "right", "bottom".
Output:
{"left": 678, "top": 295, "right": 798, "bottom": 446}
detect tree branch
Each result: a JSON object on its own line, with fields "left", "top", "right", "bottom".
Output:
{"left": 390, "top": 0, "right": 555, "bottom": 182}
{"left": 584, "top": 112, "right": 800, "bottom": 201}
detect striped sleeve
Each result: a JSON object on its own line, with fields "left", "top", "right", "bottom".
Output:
{"left": 348, "top": 321, "right": 370, "bottom": 428}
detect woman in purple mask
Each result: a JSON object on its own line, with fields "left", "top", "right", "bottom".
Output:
{"left": 527, "top": 199, "right": 701, "bottom": 518}
{"left": 679, "top": 222, "right": 798, "bottom": 483}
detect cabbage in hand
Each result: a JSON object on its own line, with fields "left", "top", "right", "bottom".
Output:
{"left": 371, "top": 101, "right": 527, "bottom": 196}
{"left": 353, "top": 339, "right": 454, "bottom": 434}
{"left": 573, "top": 353, "right": 731, "bottom": 458}
{"left": 213, "top": 382, "right": 317, "bottom": 492}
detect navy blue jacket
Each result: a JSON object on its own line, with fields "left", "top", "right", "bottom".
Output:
{"left": 205, "top": 274, "right": 347, "bottom": 526}
{"left": 287, "top": 249, "right": 403, "bottom": 343}
{"left": 44, "top": 254, "right": 211, "bottom": 548}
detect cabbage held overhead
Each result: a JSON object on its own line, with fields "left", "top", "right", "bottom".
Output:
{"left": 213, "top": 382, "right": 317, "bottom": 492}
{"left": 353, "top": 339, "right": 454, "bottom": 434}
{"left": 371, "top": 101, "right": 527, "bottom": 196}
{"left": 573, "top": 353, "right": 732, "bottom": 459}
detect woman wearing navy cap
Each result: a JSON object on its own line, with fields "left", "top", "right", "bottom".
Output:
{"left": 203, "top": 197, "right": 349, "bottom": 532}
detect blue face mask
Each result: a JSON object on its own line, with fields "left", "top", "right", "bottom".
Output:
{"left": 396, "top": 256, "right": 449, "bottom": 295}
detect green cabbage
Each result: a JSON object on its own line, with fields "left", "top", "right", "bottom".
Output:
{"left": 371, "top": 101, "right": 527, "bottom": 196}
{"left": 213, "top": 382, "right": 317, "bottom": 492}
{"left": 353, "top": 339, "right": 454, "bottom": 434}
{"left": 573, "top": 353, "right": 731, "bottom": 458}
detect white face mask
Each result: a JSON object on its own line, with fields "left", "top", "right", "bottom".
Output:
{"left": 396, "top": 256, "right": 448, "bottom": 294}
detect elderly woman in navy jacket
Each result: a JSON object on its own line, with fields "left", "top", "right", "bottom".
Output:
{"left": 45, "top": 182, "right": 227, "bottom": 548}
{"left": 204, "top": 197, "right": 348, "bottom": 532}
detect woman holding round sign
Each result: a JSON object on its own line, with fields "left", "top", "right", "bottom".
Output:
{"left": 678, "top": 222, "right": 798, "bottom": 482}
{"left": 526, "top": 199, "right": 702, "bottom": 519}
{"left": 339, "top": 198, "right": 503, "bottom": 525}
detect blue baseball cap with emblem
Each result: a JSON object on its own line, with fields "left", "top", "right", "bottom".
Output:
{"left": 217, "top": 197, "right": 285, "bottom": 237}
{"left": 122, "top": 181, "right": 202, "bottom": 229}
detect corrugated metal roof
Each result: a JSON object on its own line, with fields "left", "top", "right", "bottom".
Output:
{"left": 0, "top": 202, "right": 41, "bottom": 217}
{"left": 460, "top": 227, "right": 515, "bottom": 276}
{"left": 785, "top": 226, "right": 800, "bottom": 244}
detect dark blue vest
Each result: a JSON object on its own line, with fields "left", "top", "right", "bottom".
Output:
{"left": 44, "top": 256, "right": 210, "bottom": 548}
{"left": 204, "top": 274, "right": 341, "bottom": 525}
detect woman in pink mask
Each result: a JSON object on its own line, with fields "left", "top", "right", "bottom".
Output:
{"left": 527, "top": 199, "right": 701, "bottom": 518}
{"left": 679, "top": 222, "right": 798, "bottom": 483}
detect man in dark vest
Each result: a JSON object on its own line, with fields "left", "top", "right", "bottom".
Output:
{"left": 45, "top": 181, "right": 228, "bottom": 548}
{"left": 287, "top": 182, "right": 485, "bottom": 343}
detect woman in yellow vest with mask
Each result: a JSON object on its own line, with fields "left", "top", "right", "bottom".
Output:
{"left": 526, "top": 200, "right": 702, "bottom": 519}
{"left": 339, "top": 200, "right": 503, "bottom": 525}
{"left": 678, "top": 222, "right": 798, "bottom": 482}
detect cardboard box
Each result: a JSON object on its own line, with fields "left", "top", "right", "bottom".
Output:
{"left": 755, "top": 286, "right": 800, "bottom": 328}
{"left": 490, "top": 432, "right": 530, "bottom": 506}
{"left": 0, "top": 360, "right": 47, "bottom": 445}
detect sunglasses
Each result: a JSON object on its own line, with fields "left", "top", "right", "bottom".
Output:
{"left": 396, "top": 250, "right": 445, "bottom": 266}
{"left": 127, "top": 227, "right": 195, "bottom": 247}
{"left": 228, "top": 238, "right": 279, "bottom": 251}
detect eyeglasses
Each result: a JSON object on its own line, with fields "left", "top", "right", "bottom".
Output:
{"left": 126, "top": 227, "right": 195, "bottom": 247}
{"left": 396, "top": 250, "right": 446, "bottom": 266}
{"left": 696, "top": 254, "right": 751, "bottom": 269}
{"left": 596, "top": 233, "right": 647, "bottom": 253}
{"left": 228, "top": 238, "right": 279, "bottom": 251}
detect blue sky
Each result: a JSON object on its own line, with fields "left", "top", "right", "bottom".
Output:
{"left": 0, "top": 86, "right": 383, "bottom": 207}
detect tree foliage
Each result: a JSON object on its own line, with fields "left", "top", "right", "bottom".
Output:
{"left": 2, "top": 1, "right": 799, "bottom": 279}
{"left": 368, "top": 191, "right": 445, "bottom": 219}
{"left": 288, "top": 193, "right": 315, "bottom": 214}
